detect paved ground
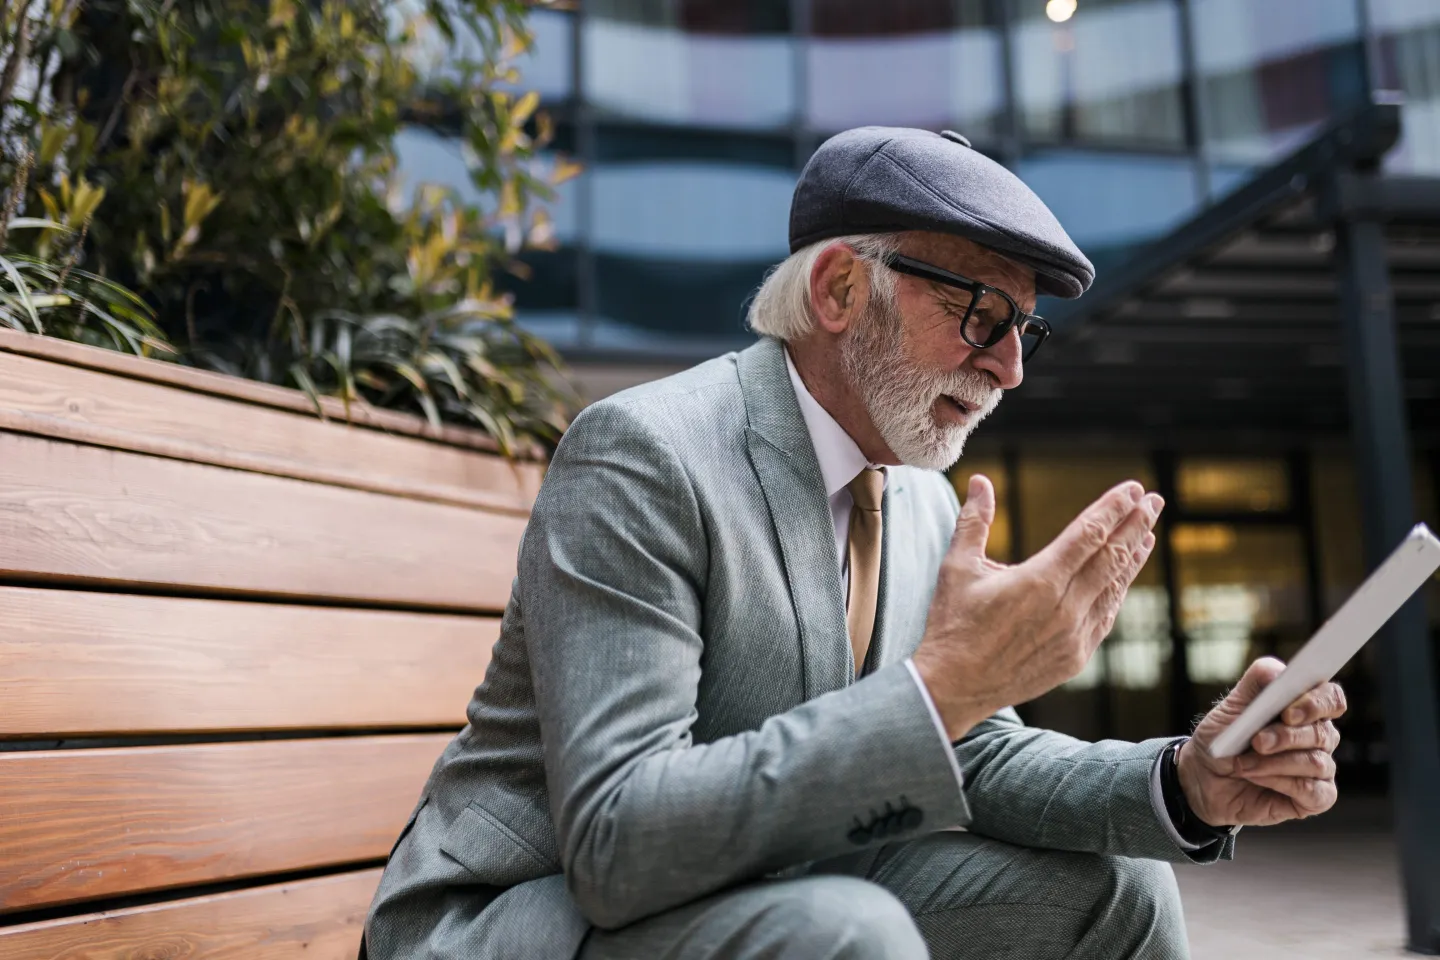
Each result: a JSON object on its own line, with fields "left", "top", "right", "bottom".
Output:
{"left": 1174, "top": 793, "right": 1415, "bottom": 958}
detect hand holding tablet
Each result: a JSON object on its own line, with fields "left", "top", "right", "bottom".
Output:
{"left": 1167, "top": 523, "right": 1438, "bottom": 833}
{"left": 1209, "top": 523, "right": 1440, "bottom": 759}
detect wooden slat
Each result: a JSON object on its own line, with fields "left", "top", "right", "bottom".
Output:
{"left": 0, "top": 350, "right": 543, "bottom": 512}
{"left": 0, "top": 432, "right": 524, "bottom": 611}
{"left": 0, "top": 869, "right": 380, "bottom": 960}
{"left": 0, "top": 327, "right": 549, "bottom": 461}
{"left": 0, "top": 735, "right": 448, "bottom": 913}
{"left": 0, "top": 586, "right": 493, "bottom": 737}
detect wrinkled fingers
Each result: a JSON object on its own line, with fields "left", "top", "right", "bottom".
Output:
{"left": 1281, "top": 682, "right": 1347, "bottom": 725}
{"left": 1238, "top": 774, "right": 1338, "bottom": 816}
{"left": 1251, "top": 720, "right": 1340, "bottom": 756}
{"left": 1068, "top": 494, "right": 1163, "bottom": 610}
{"left": 1235, "top": 748, "right": 1335, "bottom": 781}
{"left": 1033, "top": 481, "right": 1146, "bottom": 581}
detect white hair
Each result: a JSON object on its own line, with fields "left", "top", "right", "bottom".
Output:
{"left": 746, "top": 233, "right": 902, "bottom": 342}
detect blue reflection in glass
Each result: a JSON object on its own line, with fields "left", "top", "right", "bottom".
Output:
{"left": 1015, "top": 151, "right": 1200, "bottom": 258}
{"left": 1191, "top": 0, "right": 1363, "bottom": 165}
{"left": 393, "top": 127, "right": 580, "bottom": 243}
{"left": 1370, "top": 0, "right": 1440, "bottom": 174}
{"left": 805, "top": 28, "right": 1004, "bottom": 136}
{"left": 590, "top": 162, "right": 793, "bottom": 262}
{"left": 584, "top": 17, "right": 795, "bottom": 129}
{"left": 1009, "top": 0, "right": 1186, "bottom": 146}
{"left": 507, "top": 10, "right": 576, "bottom": 101}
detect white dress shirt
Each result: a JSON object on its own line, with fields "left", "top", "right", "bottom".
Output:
{"left": 783, "top": 348, "right": 1200, "bottom": 849}
{"left": 784, "top": 348, "right": 963, "bottom": 790}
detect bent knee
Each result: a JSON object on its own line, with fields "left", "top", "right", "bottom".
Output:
{"left": 772, "top": 877, "right": 925, "bottom": 959}
{"left": 1099, "top": 855, "right": 1181, "bottom": 915}
{"left": 1017, "top": 849, "right": 1182, "bottom": 926}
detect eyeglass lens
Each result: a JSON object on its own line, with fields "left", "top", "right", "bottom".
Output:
{"left": 962, "top": 288, "right": 1045, "bottom": 361}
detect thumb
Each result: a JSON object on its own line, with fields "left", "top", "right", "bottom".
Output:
{"left": 1227, "top": 656, "right": 1286, "bottom": 708}
{"left": 950, "top": 474, "right": 996, "bottom": 559}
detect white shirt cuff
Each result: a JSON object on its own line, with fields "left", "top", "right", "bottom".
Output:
{"left": 1150, "top": 744, "right": 1204, "bottom": 851}
{"left": 905, "top": 658, "right": 965, "bottom": 791}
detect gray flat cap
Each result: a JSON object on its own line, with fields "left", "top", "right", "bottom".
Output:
{"left": 790, "top": 126, "right": 1094, "bottom": 299}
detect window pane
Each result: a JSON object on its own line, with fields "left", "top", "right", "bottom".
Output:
{"left": 1311, "top": 452, "right": 1366, "bottom": 617}
{"left": 585, "top": 127, "right": 792, "bottom": 351}
{"left": 1172, "top": 524, "right": 1310, "bottom": 700}
{"left": 1190, "top": 0, "right": 1365, "bottom": 166}
{"left": 510, "top": 9, "right": 576, "bottom": 101}
{"left": 585, "top": 1, "right": 795, "bottom": 130}
{"left": 1177, "top": 457, "right": 1290, "bottom": 513}
{"left": 1014, "top": 151, "right": 1200, "bottom": 269}
{"left": 1008, "top": 0, "right": 1186, "bottom": 147}
{"left": 1017, "top": 454, "right": 1156, "bottom": 556}
{"left": 590, "top": 163, "right": 792, "bottom": 262}
{"left": 1370, "top": 0, "right": 1440, "bottom": 174}
{"left": 804, "top": 0, "right": 1005, "bottom": 138}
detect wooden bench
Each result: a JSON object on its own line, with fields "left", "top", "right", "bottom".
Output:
{"left": 0, "top": 328, "right": 540, "bottom": 958}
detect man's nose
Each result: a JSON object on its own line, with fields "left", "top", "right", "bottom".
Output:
{"left": 970, "top": 327, "right": 1024, "bottom": 389}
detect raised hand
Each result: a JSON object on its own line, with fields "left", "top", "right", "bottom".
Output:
{"left": 1178, "top": 658, "right": 1345, "bottom": 827}
{"left": 912, "top": 474, "right": 1163, "bottom": 741}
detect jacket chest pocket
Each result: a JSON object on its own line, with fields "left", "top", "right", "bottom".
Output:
{"left": 439, "top": 802, "right": 558, "bottom": 887}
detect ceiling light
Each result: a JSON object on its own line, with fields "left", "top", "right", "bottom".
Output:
{"left": 1046, "top": 0, "right": 1077, "bottom": 23}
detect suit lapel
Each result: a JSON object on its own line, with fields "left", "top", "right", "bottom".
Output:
{"left": 737, "top": 339, "right": 851, "bottom": 701}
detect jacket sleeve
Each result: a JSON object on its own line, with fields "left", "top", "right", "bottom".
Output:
{"left": 521, "top": 401, "right": 971, "bottom": 930}
{"left": 954, "top": 711, "right": 1236, "bottom": 864}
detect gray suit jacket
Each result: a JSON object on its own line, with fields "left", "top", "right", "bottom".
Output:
{"left": 363, "top": 337, "right": 1233, "bottom": 960}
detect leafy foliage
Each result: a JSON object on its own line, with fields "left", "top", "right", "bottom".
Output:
{"left": 0, "top": 0, "right": 575, "bottom": 451}
{"left": 0, "top": 151, "right": 170, "bottom": 353}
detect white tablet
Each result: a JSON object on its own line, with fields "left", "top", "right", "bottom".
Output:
{"left": 1209, "top": 522, "right": 1440, "bottom": 759}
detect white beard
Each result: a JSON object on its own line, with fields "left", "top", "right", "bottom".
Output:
{"left": 841, "top": 291, "right": 1002, "bottom": 471}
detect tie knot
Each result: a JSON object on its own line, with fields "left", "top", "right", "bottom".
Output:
{"left": 848, "top": 467, "right": 885, "bottom": 512}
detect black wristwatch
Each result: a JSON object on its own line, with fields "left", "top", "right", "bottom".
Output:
{"left": 1160, "top": 738, "right": 1237, "bottom": 847}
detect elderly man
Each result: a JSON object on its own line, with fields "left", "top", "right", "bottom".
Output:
{"left": 363, "top": 128, "right": 1346, "bottom": 960}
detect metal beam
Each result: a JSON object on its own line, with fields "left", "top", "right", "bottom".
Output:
{"left": 1335, "top": 210, "right": 1440, "bottom": 955}
{"left": 1327, "top": 173, "right": 1440, "bottom": 221}
{"left": 1049, "top": 99, "right": 1403, "bottom": 337}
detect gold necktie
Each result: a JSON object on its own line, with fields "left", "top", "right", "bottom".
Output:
{"left": 846, "top": 467, "right": 884, "bottom": 677}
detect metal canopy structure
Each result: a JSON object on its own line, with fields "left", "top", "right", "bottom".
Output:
{"left": 993, "top": 100, "right": 1440, "bottom": 445}
{"left": 1044, "top": 99, "right": 1440, "bottom": 955}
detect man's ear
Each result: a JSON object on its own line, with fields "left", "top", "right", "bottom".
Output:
{"left": 809, "top": 243, "right": 870, "bottom": 335}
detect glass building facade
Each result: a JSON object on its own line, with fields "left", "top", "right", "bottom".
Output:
{"left": 398, "top": 1, "right": 1440, "bottom": 771}
{"left": 392, "top": 0, "right": 1440, "bottom": 356}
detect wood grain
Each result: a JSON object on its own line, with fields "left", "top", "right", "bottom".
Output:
{"left": 0, "top": 736, "right": 448, "bottom": 913}
{"left": 0, "top": 586, "right": 493, "bottom": 737}
{"left": 0, "top": 432, "right": 525, "bottom": 611}
{"left": 0, "top": 327, "right": 550, "bottom": 461}
{"left": 0, "top": 869, "right": 380, "bottom": 960}
{"left": 0, "top": 350, "right": 543, "bottom": 511}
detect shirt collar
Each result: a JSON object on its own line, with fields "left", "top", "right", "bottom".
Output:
{"left": 784, "top": 346, "right": 876, "bottom": 499}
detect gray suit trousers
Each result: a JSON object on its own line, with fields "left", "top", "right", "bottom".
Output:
{"left": 579, "top": 830, "right": 1187, "bottom": 960}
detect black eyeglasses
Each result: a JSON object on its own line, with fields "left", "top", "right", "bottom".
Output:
{"left": 883, "top": 253, "right": 1051, "bottom": 362}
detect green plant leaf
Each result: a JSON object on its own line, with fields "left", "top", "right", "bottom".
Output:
{"left": 6, "top": 218, "right": 68, "bottom": 231}
{"left": 0, "top": 254, "right": 42, "bottom": 331}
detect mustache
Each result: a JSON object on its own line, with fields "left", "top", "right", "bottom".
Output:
{"left": 928, "top": 369, "right": 1002, "bottom": 413}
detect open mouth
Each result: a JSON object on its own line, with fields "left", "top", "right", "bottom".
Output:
{"left": 940, "top": 395, "right": 972, "bottom": 418}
